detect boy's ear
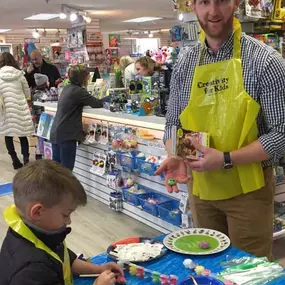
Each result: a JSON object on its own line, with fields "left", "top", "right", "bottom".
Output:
{"left": 29, "top": 204, "right": 44, "bottom": 221}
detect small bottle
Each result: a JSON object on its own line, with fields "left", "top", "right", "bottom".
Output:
{"left": 126, "top": 99, "right": 132, "bottom": 114}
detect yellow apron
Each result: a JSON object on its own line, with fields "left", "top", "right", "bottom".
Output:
{"left": 4, "top": 204, "right": 73, "bottom": 285}
{"left": 180, "top": 18, "right": 264, "bottom": 201}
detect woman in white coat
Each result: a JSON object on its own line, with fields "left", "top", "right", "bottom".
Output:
{"left": 0, "top": 52, "right": 34, "bottom": 169}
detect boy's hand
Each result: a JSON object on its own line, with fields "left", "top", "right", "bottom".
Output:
{"left": 102, "top": 262, "right": 124, "bottom": 276}
{"left": 94, "top": 270, "right": 116, "bottom": 285}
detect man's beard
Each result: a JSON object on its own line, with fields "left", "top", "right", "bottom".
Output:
{"left": 198, "top": 17, "right": 233, "bottom": 39}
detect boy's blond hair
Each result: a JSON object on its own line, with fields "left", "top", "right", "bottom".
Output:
{"left": 13, "top": 160, "right": 87, "bottom": 211}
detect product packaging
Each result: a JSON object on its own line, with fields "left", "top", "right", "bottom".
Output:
{"left": 172, "top": 126, "right": 210, "bottom": 160}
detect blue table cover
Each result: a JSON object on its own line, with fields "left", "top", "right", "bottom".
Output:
{"left": 74, "top": 236, "right": 285, "bottom": 285}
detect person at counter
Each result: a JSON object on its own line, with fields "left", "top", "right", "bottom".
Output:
{"left": 25, "top": 50, "right": 61, "bottom": 88}
{"left": 50, "top": 64, "right": 109, "bottom": 171}
{"left": 119, "top": 56, "right": 135, "bottom": 87}
{"left": 155, "top": 0, "right": 285, "bottom": 260}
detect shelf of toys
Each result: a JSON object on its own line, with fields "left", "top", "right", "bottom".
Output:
{"left": 34, "top": 102, "right": 285, "bottom": 238}
{"left": 34, "top": 102, "right": 192, "bottom": 234}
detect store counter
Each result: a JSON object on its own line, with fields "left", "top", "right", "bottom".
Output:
{"left": 74, "top": 236, "right": 285, "bottom": 285}
{"left": 34, "top": 102, "right": 285, "bottom": 237}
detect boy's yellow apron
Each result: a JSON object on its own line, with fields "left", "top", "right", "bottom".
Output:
{"left": 180, "top": 18, "right": 264, "bottom": 200}
{"left": 4, "top": 204, "right": 73, "bottom": 285}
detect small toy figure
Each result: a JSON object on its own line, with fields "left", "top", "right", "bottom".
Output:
{"left": 168, "top": 178, "right": 177, "bottom": 186}
{"left": 199, "top": 241, "right": 210, "bottom": 249}
{"left": 195, "top": 265, "right": 205, "bottom": 275}
{"left": 183, "top": 259, "right": 197, "bottom": 270}
{"left": 116, "top": 275, "right": 126, "bottom": 285}
{"left": 152, "top": 272, "right": 161, "bottom": 284}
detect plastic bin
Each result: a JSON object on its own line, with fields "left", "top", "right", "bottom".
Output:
{"left": 136, "top": 158, "right": 157, "bottom": 176}
{"left": 122, "top": 185, "right": 150, "bottom": 206}
{"left": 118, "top": 152, "right": 136, "bottom": 170}
{"left": 157, "top": 200, "right": 182, "bottom": 226}
{"left": 138, "top": 193, "right": 171, "bottom": 216}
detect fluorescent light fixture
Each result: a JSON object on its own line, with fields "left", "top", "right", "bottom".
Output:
{"left": 59, "top": 13, "right": 67, "bottom": 20}
{"left": 123, "top": 17, "right": 162, "bottom": 23}
{"left": 24, "top": 13, "right": 59, "bottom": 21}
{"left": 179, "top": 13, "right": 184, "bottom": 21}
{"left": 0, "top": 29, "right": 11, "bottom": 33}
{"left": 70, "top": 13, "right": 77, "bottom": 22}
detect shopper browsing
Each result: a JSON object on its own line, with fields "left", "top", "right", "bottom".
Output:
{"left": 0, "top": 52, "right": 34, "bottom": 169}
{"left": 0, "top": 160, "right": 123, "bottom": 285}
{"left": 50, "top": 64, "right": 108, "bottom": 171}
{"left": 119, "top": 55, "right": 135, "bottom": 87}
{"left": 155, "top": 0, "right": 285, "bottom": 260}
{"left": 25, "top": 49, "right": 61, "bottom": 88}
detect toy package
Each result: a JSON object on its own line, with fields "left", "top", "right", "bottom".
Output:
{"left": 172, "top": 126, "right": 210, "bottom": 160}
{"left": 90, "top": 152, "right": 107, "bottom": 176}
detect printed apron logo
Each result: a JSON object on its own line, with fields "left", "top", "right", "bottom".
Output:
{"left": 197, "top": 78, "right": 229, "bottom": 96}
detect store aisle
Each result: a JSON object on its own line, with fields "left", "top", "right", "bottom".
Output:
{"left": 0, "top": 138, "right": 285, "bottom": 264}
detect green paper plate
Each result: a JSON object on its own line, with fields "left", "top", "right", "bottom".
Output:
{"left": 163, "top": 228, "right": 231, "bottom": 255}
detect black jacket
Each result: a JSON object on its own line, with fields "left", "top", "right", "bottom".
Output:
{"left": 25, "top": 60, "right": 61, "bottom": 88}
{"left": 50, "top": 84, "right": 107, "bottom": 144}
{"left": 0, "top": 227, "right": 77, "bottom": 285}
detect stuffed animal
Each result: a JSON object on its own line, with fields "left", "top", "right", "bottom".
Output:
{"left": 149, "top": 49, "right": 156, "bottom": 61}
{"left": 166, "top": 47, "right": 174, "bottom": 64}
{"left": 154, "top": 49, "right": 164, "bottom": 64}
{"left": 161, "top": 46, "right": 168, "bottom": 63}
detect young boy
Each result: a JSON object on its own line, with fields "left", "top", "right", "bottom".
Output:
{"left": 0, "top": 160, "right": 123, "bottom": 285}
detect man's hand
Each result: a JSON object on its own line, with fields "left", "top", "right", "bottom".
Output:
{"left": 27, "top": 65, "right": 34, "bottom": 74}
{"left": 154, "top": 156, "right": 191, "bottom": 193}
{"left": 185, "top": 138, "right": 224, "bottom": 172}
{"left": 101, "top": 262, "right": 124, "bottom": 276}
{"left": 94, "top": 270, "right": 116, "bottom": 285}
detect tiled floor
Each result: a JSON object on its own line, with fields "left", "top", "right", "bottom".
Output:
{"left": 0, "top": 137, "right": 284, "bottom": 264}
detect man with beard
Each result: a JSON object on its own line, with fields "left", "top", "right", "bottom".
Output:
{"left": 155, "top": 0, "right": 285, "bottom": 260}
{"left": 25, "top": 50, "right": 61, "bottom": 88}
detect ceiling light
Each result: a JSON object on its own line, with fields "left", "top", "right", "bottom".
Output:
{"left": 59, "top": 13, "right": 67, "bottom": 20}
{"left": 149, "top": 33, "right": 154, "bottom": 38}
{"left": 123, "top": 17, "right": 163, "bottom": 23}
{"left": 179, "top": 13, "right": 184, "bottom": 21}
{"left": 70, "top": 13, "right": 77, "bottom": 22}
{"left": 144, "top": 31, "right": 149, "bottom": 34}
{"left": 32, "top": 29, "right": 40, "bottom": 39}
{"left": 0, "top": 29, "right": 11, "bottom": 33}
{"left": 24, "top": 13, "right": 59, "bottom": 21}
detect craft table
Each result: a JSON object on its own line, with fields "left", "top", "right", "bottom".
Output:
{"left": 74, "top": 236, "right": 285, "bottom": 285}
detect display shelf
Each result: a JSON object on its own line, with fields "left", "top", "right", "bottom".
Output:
{"left": 273, "top": 229, "right": 285, "bottom": 240}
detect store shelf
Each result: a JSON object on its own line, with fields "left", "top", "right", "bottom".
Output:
{"left": 273, "top": 229, "right": 285, "bottom": 240}
{"left": 34, "top": 102, "right": 166, "bottom": 131}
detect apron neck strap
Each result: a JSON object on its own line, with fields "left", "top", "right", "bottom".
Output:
{"left": 199, "top": 17, "right": 242, "bottom": 62}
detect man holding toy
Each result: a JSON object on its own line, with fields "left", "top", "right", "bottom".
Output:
{"left": 155, "top": 0, "right": 285, "bottom": 260}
